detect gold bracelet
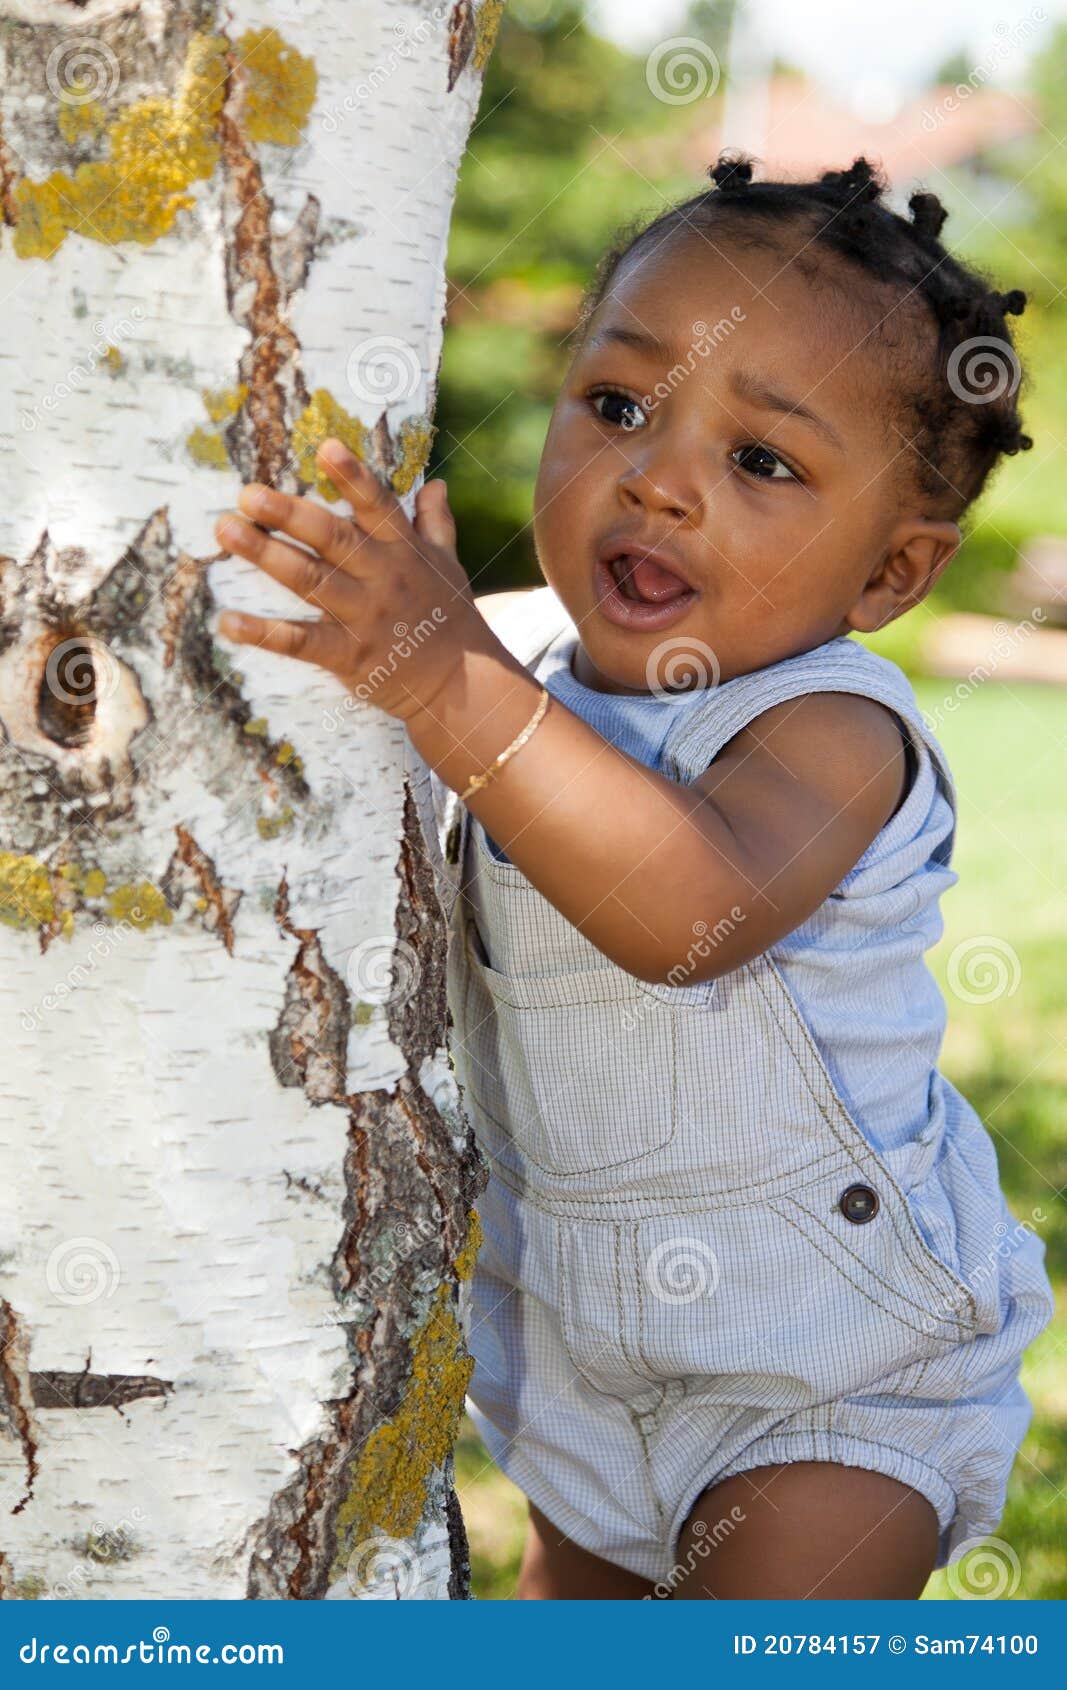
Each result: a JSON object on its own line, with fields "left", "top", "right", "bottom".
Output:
{"left": 460, "top": 685, "right": 551, "bottom": 802}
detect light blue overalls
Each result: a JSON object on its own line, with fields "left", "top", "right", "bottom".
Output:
{"left": 405, "top": 586, "right": 1054, "bottom": 1585}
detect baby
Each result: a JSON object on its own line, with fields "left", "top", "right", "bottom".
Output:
{"left": 214, "top": 153, "right": 1055, "bottom": 1600}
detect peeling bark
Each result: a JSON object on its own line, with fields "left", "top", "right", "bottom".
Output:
{"left": 0, "top": 0, "right": 500, "bottom": 1599}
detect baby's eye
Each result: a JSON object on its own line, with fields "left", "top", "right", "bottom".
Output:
{"left": 587, "top": 388, "right": 647, "bottom": 432}
{"left": 732, "top": 443, "right": 797, "bottom": 481}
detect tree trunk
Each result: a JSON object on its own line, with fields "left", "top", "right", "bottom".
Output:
{"left": 0, "top": 0, "right": 501, "bottom": 1600}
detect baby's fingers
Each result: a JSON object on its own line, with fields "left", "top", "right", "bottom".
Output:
{"left": 317, "top": 439, "right": 410, "bottom": 544}
{"left": 216, "top": 608, "right": 354, "bottom": 677}
{"left": 413, "top": 478, "right": 457, "bottom": 553}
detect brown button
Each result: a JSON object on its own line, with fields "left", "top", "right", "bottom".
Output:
{"left": 839, "top": 1184, "right": 879, "bottom": 1224}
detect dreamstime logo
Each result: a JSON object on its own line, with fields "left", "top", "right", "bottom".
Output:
{"left": 345, "top": 1531, "right": 424, "bottom": 1598}
{"left": 20, "top": 309, "right": 145, "bottom": 433}
{"left": 645, "top": 1506, "right": 746, "bottom": 1597}
{"left": 43, "top": 637, "right": 123, "bottom": 712}
{"left": 46, "top": 1237, "right": 120, "bottom": 1305}
{"left": 346, "top": 935, "right": 421, "bottom": 1009}
{"left": 946, "top": 1535, "right": 1022, "bottom": 1598}
{"left": 637, "top": 311, "right": 746, "bottom": 418}
{"left": 345, "top": 335, "right": 423, "bottom": 406}
{"left": 947, "top": 336, "right": 1021, "bottom": 405}
{"left": 921, "top": 9, "right": 1047, "bottom": 131}
{"left": 46, "top": 38, "right": 120, "bottom": 105}
{"left": 321, "top": 608, "right": 448, "bottom": 728}
{"left": 947, "top": 935, "right": 1021, "bottom": 1004}
{"left": 644, "top": 1235, "right": 719, "bottom": 1304}
{"left": 645, "top": 36, "right": 721, "bottom": 105}
{"left": 645, "top": 636, "right": 720, "bottom": 697}
{"left": 921, "top": 608, "right": 1046, "bottom": 732}
{"left": 320, "top": 4, "right": 451, "bottom": 131}
{"left": 21, "top": 916, "right": 142, "bottom": 1032}
{"left": 919, "top": 1207, "right": 1045, "bottom": 1333}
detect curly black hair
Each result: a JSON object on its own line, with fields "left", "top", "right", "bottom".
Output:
{"left": 574, "top": 152, "right": 1033, "bottom": 520}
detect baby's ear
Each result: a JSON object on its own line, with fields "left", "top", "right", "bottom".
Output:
{"left": 849, "top": 519, "right": 962, "bottom": 632}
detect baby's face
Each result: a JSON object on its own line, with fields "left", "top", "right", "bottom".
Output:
{"left": 532, "top": 229, "right": 929, "bottom": 694}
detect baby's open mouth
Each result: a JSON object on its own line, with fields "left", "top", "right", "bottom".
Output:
{"left": 593, "top": 547, "right": 699, "bottom": 632}
{"left": 608, "top": 551, "right": 693, "bottom": 605}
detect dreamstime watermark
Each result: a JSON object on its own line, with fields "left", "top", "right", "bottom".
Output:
{"left": 321, "top": 5, "right": 451, "bottom": 131}
{"left": 645, "top": 36, "right": 721, "bottom": 105}
{"left": 616, "top": 312, "right": 747, "bottom": 425}
{"left": 20, "top": 309, "right": 145, "bottom": 433}
{"left": 46, "top": 1237, "right": 121, "bottom": 1306}
{"left": 921, "top": 11, "right": 1047, "bottom": 132}
{"left": 645, "top": 635, "right": 721, "bottom": 697}
{"left": 947, "top": 934, "right": 1022, "bottom": 1003}
{"left": 346, "top": 934, "right": 421, "bottom": 1009}
{"left": 359, "top": 1211, "right": 443, "bottom": 1297}
{"left": 345, "top": 1530, "right": 427, "bottom": 1598}
{"left": 644, "top": 1234, "right": 720, "bottom": 1304}
{"left": 48, "top": 1508, "right": 147, "bottom": 1600}
{"left": 946, "top": 1534, "right": 1022, "bottom": 1598}
{"left": 921, "top": 1207, "right": 1045, "bottom": 1333}
{"left": 618, "top": 911, "right": 745, "bottom": 1034}
{"left": 644, "top": 1506, "right": 747, "bottom": 1597}
{"left": 46, "top": 37, "right": 120, "bottom": 105}
{"left": 921, "top": 608, "right": 1047, "bottom": 733}
{"left": 322, "top": 610, "right": 448, "bottom": 728}
{"left": 947, "top": 336, "right": 1022, "bottom": 405}
{"left": 345, "top": 335, "right": 422, "bottom": 406}
{"left": 21, "top": 915, "right": 143, "bottom": 1031}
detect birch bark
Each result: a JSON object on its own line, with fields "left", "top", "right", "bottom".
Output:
{"left": 0, "top": 0, "right": 501, "bottom": 1599}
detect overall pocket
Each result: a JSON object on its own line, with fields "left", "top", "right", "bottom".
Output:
{"left": 459, "top": 912, "right": 687, "bottom": 1178}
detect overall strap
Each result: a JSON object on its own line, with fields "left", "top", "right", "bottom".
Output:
{"left": 662, "top": 636, "right": 959, "bottom": 863}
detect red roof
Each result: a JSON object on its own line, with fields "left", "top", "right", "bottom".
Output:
{"left": 681, "top": 75, "right": 1040, "bottom": 192}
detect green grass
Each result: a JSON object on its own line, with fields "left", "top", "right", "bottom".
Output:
{"left": 456, "top": 679, "right": 1067, "bottom": 1600}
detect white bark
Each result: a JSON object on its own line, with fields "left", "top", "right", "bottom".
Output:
{"left": 0, "top": 0, "right": 497, "bottom": 1599}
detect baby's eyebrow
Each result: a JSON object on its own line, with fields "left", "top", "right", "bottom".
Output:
{"left": 584, "top": 326, "right": 846, "bottom": 453}
{"left": 729, "top": 369, "right": 844, "bottom": 452}
{"left": 584, "top": 324, "right": 687, "bottom": 363}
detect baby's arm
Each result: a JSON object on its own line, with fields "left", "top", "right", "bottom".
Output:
{"left": 412, "top": 615, "right": 906, "bottom": 983}
{"left": 212, "top": 445, "right": 905, "bottom": 987}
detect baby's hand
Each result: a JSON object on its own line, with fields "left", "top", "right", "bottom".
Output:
{"left": 214, "top": 439, "right": 482, "bottom": 722}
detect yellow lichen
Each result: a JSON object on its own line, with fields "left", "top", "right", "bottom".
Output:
{"left": 274, "top": 740, "right": 295, "bottom": 765}
{"left": 390, "top": 415, "right": 436, "bottom": 496}
{"left": 452, "top": 1208, "right": 483, "bottom": 1283}
{"left": 331, "top": 1284, "right": 473, "bottom": 1570}
{"left": 202, "top": 383, "right": 248, "bottom": 423}
{"left": 0, "top": 851, "right": 56, "bottom": 930}
{"left": 107, "top": 882, "right": 173, "bottom": 929}
{"left": 15, "top": 31, "right": 229, "bottom": 260}
{"left": 352, "top": 1001, "right": 376, "bottom": 1027}
{"left": 83, "top": 868, "right": 107, "bottom": 899}
{"left": 292, "top": 391, "right": 370, "bottom": 501}
{"left": 186, "top": 425, "right": 230, "bottom": 470}
{"left": 103, "top": 345, "right": 126, "bottom": 377}
{"left": 57, "top": 94, "right": 108, "bottom": 148}
{"left": 257, "top": 806, "right": 295, "bottom": 840}
{"left": 474, "top": 0, "right": 507, "bottom": 70}
{"left": 243, "top": 717, "right": 268, "bottom": 736}
{"left": 235, "top": 27, "right": 318, "bottom": 147}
